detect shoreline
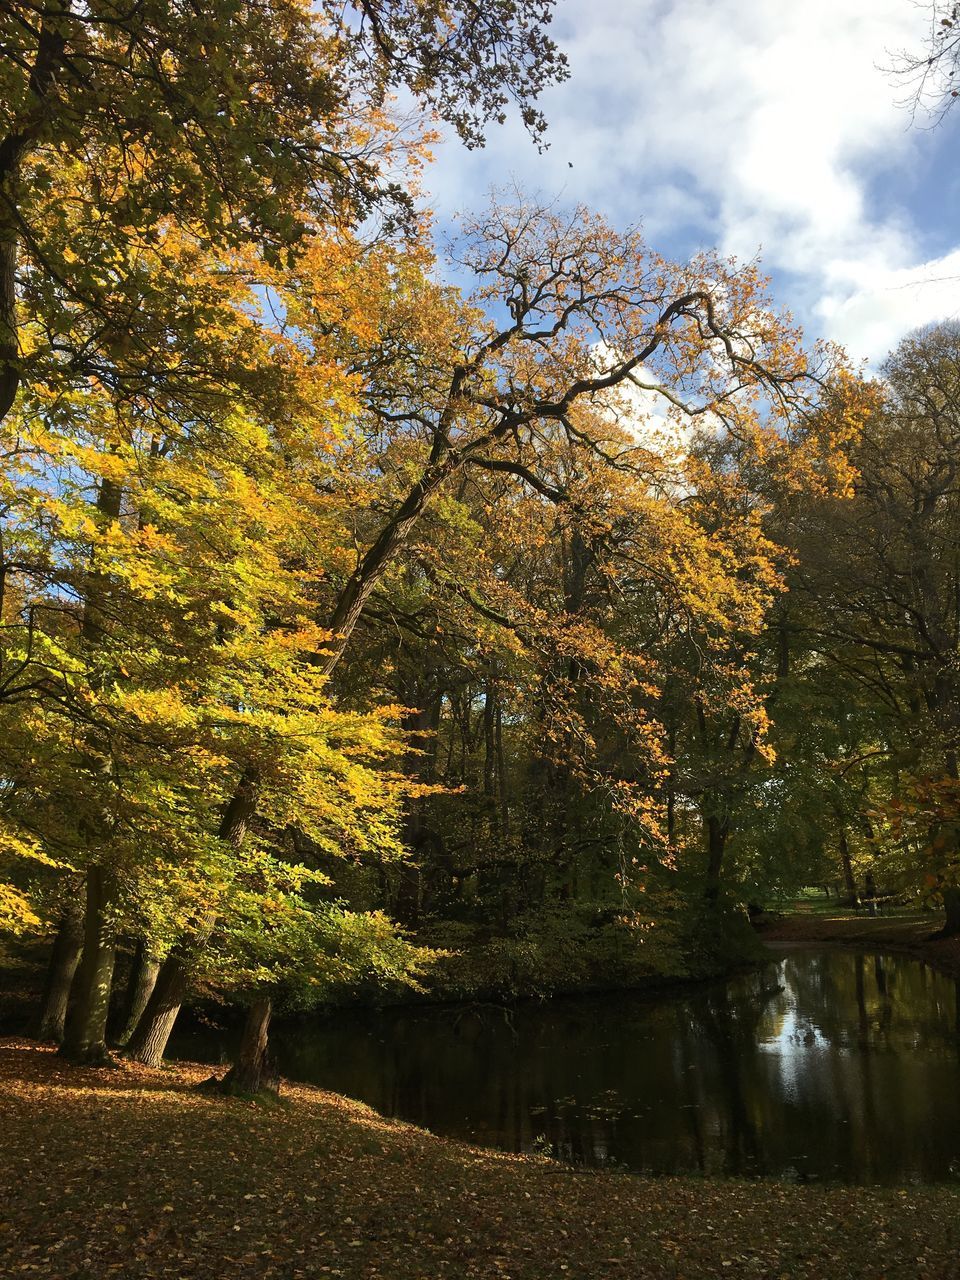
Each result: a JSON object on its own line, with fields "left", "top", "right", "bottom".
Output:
{"left": 755, "top": 910, "right": 960, "bottom": 982}
{"left": 1, "top": 928, "right": 767, "bottom": 1040}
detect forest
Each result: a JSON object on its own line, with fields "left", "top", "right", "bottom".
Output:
{"left": 2, "top": 3, "right": 960, "bottom": 1278}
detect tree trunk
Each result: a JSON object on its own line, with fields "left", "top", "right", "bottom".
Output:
{"left": 495, "top": 699, "right": 509, "bottom": 837}
{"left": 60, "top": 866, "right": 117, "bottom": 1064}
{"left": 839, "top": 825, "right": 857, "bottom": 901}
{"left": 323, "top": 455, "right": 460, "bottom": 673}
{"left": 216, "top": 997, "right": 278, "bottom": 1097}
{"left": 37, "top": 907, "right": 84, "bottom": 1042}
{"left": 55, "top": 457, "right": 125, "bottom": 1065}
{"left": 704, "top": 813, "right": 729, "bottom": 903}
{"left": 938, "top": 886, "right": 960, "bottom": 938}
{"left": 126, "top": 766, "right": 260, "bottom": 1066}
{"left": 0, "top": 4, "right": 70, "bottom": 423}
{"left": 0, "top": 210, "right": 18, "bottom": 423}
{"left": 393, "top": 861, "right": 422, "bottom": 927}
{"left": 123, "top": 946, "right": 191, "bottom": 1066}
{"left": 113, "top": 940, "right": 160, "bottom": 1048}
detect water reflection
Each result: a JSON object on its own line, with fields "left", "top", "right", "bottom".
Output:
{"left": 175, "top": 951, "right": 960, "bottom": 1184}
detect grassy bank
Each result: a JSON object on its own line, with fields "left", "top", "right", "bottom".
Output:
{"left": 1, "top": 1039, "right": 958, "bottom": 1280}
{"left": 757, "top": 907, "right": 960, "bottom": 980}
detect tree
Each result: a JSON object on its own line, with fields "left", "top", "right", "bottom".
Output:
{"left": 204, "top": 860, "right": 435, "bottom": 1097}
{"left": 785, "top": 324, "right": 960, "bottom": 930}
{"left": 0, "top": 0, "right": 568, "bottom": 422}
{"left": 0, "top": 217, "right": 451, "bottom": 1061}
{"left": 317, "top": 198, "right": 850, "bottom": 664}
{"left": 310, "top": 230, "right": 863, "bottom": 980}
{"left": 337, "top": 1, "right": 568, "bottom": 149}
{"left": 893, "top": 2, "right": 960, "bottom": 121}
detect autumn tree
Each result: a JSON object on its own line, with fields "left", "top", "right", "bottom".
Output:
{"left": 0, "top": 216, "right": 444, "bottom": 1064}
{"left": 202, "top": 861, "right": 436, "bottom": 1097}
{"left": 314, "top": 198, "right": 848, "bottom": 664}
{"left": 0, "top": 0, "right": 573, "bottom": 1066}
{"left": 643, "top": 404, "right": 851, "bottom": 907}
{"left": 783, "top": 324, "right": 960, "bottom": 931}
{"left": 336, "top": 1, "right": 568, "bottom": 149}
{"left": 0, "top": 0, "right": 568, "bottom": 422}
{"left": 296, "top": 222, "right": 864, "bottom": 983}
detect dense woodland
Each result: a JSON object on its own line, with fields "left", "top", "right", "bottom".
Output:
{"left": 1, "top": 1, "right": 960, "bottom": 1103}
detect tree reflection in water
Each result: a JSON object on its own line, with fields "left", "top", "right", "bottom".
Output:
{"left": 172, "top": 950, "right": 960, "bottom": 1185}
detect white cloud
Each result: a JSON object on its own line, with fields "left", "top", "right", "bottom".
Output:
{"left": 421, "top": 0, "right": 960, "bottom": 364}
{"left": 818, "top": 249, "right": 960, "bottom": 360}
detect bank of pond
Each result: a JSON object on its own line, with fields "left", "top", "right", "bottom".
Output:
{"left": 168, "top": 948, "right": 960, "bottom": 1187}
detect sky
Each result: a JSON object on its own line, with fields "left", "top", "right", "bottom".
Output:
{"left": 421, "top": 0, "right": 960, "bottom": 367}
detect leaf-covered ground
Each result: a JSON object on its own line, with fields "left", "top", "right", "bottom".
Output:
{"left": 1, "top": 1040, "right": 959, "bottom": 1279}
{"left": 758, "top": 909, "right": 960, "bottom": 979}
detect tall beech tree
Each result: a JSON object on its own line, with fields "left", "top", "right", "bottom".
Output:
{"left": 0, "top": 304, "right": 436, "bottom": 1063}
{"left": 0, "top": 214, "right": 440, "bottom": 1061}
{"left": 0, "top": 0, "right": 567, "bottom": 421}
{"left": 0, "top": 0, "right": 575, "bottom": 1071}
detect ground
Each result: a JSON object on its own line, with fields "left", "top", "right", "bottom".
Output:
{"left": 1, "top": 1037, "right": 959, "bottom": 1280}
{"left": 757, "top": 905, "right": 960, "bottom": 979}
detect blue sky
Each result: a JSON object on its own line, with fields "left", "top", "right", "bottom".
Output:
{"left": 420, "top": 0, "right": 960, "bottom": 366}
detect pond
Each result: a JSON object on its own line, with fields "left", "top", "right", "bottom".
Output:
{"left": 172, "top": 949, "right": 960, "bottom": 1184}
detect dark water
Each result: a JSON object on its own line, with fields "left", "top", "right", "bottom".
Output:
{"left": 173, "top": 949, "right": 960, "bottom": 1184}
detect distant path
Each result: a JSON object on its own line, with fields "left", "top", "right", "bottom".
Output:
{"left": 757, "top": 910, "right": 960, "bottom": 980}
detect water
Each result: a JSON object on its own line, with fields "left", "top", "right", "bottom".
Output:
{"left": 173, "top": 949, "right": 960, "bottom": 1184}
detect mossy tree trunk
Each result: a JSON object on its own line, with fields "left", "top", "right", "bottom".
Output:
{"left": 217, "top": 997, "right": 278, "bottom": 1097}
{"left": 60, "top": 866, "right": 118, "bottom": 1064}
{"left": 114, "top": 940, "right": 160, "bottom": 1048}
{"left": 124, "top": 947, "right": 191, "bottom": 1067}
{"left": 37, "top": 906, "right": 84, "bottom": 1042}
